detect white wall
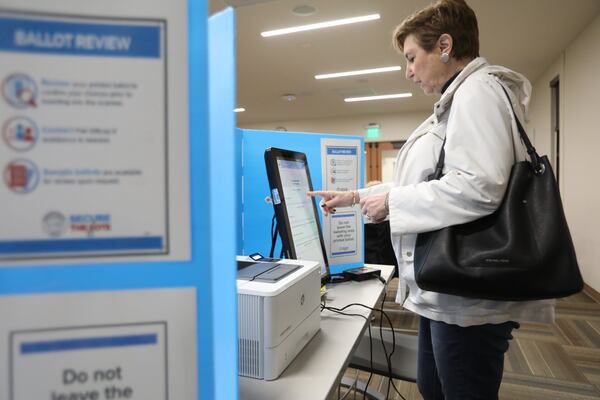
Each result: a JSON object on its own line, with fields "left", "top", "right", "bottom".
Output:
{"left": 527, "top": 55, "right": 564, "bottom": 164}
{"left": 528, "top": 13, "right": 600, "bottom": 292}
{"left": 562, "top": 13, "right": 600, "bottom": 293}
{"left": 240, "top": 110, "right": 431, "bottom": 142}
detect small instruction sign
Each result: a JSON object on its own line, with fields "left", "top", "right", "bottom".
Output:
{"left": 330, "top": 212, "right": 358, "bottom": 257}
{"left": 11, "top": 324, "right": 167, "bottom": 400}
{"left": 320, "top": 138, "right": 363, "bottom": 266}
{"left": 0, "top": 288, "right": 197, "bottom": 400}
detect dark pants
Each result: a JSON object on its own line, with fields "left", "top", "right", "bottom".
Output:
{"left": 417, "top": 316, "right": 518, "bottom": 400}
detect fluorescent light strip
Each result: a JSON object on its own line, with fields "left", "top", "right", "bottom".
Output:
{"left": 261, "top": 14, "right": 380, "bottom": 38}
{"left": 316, "top": 66, "right": 401, "bottom": 80}
{"left": 233, "top": 107, "right": 246, "bottom": 113}
{"left": 345, "top": 93, "right": 413, "bottom": 102}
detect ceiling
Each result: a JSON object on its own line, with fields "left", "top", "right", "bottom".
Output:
{"left": 209, "top": 0, "right": 600, "bottom": 125}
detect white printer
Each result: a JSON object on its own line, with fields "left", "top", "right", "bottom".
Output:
{"left": 236, "top": 256, "right": 321, "bottom": 380}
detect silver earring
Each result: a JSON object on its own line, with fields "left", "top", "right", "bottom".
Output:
{"left": 441, "top": 52, "right": 449, "bottom": 63}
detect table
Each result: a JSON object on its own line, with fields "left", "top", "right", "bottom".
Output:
{"left": 239, "top": 264, "right": 395, "bottom": 400}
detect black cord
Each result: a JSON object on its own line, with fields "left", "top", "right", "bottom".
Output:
{"left": 376, "top": 290, "right": 407, "bottom": 400}
{"left": 372, "top": 278, "right": 407, "bottom": 400}
{"left": 380, "top": 290, "right": 403, "bottom": 400}
{"left": 378, "top": 291, "right": 408, "bottom": 400}
{"left": 321, "top": 302, "right": 373, "bottom": 400}
{"left": 326, "top": 301, "right": 407, "bottom": 400}
{"left": 322, "top": 303, "right": 381, "bottom": 399}
{"left": 380, "top": 290, "right": 392, "bottom": 399}
{"left": 269, "top": 214, "right": 277, "bottom": 258}
{"left": 269, "top": 213, "right": 287, "bottom": 259}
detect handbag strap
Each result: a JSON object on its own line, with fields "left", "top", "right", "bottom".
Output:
{"left": 497, "top": 84, "right": 545, "bottom": 174}
{"left": 430, "top": 80, "right": 545, "bottom": 181}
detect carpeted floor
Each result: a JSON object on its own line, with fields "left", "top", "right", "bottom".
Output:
{"left": 341, "top": 279, "right": 600, "bottom": 400}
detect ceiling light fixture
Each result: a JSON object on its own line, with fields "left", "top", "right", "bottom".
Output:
{"left": 345, "top": 93, "right": 413, "bottom": 102}
{"left": 234, "top": 107, "right": 246, "bottom": 112}
{"left": 315, "top": 66, "right": 401, "bottom": 80}
{"left": 261, "top": 13, "right": 380, "bottom": 38}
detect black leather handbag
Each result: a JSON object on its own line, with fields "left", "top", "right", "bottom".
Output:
{"left": 413, "top": 85, "right": 583, "bottom": 301}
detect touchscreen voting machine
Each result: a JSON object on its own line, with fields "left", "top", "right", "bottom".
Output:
{"left": 264, "top": 147, "right": 330, "bottom": 284}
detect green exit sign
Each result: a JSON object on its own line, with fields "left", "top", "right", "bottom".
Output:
{"left": 366, "top": 126, "right": 380, "bottom": 139}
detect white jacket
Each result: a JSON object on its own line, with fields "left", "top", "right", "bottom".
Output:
{"left": 359, "top": 58, "right": 554, "bottom": 327}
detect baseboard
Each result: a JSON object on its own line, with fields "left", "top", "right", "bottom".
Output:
{"left": 583, "top": 283, "right": 600, "bottom": 304}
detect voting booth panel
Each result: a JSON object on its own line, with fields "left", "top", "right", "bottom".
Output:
{"left": 0, "top": 3, "right": 238, "bottom": 400}
{"left": 207, "top": 8, "right": 238, "bottom": 399}
{"left": 240, "top": 129, "right": 364, "bottom": 275}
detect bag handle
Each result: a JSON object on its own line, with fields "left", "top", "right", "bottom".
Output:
{"left": 497, "top": 84, "right": 545, "bottom": 175}
{"left": 430, "top": 81, "right": 545, "bottom": 181}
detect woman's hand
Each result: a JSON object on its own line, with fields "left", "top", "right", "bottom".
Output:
{"left": 360, "top": 192, "right": 388, "bottom": 222}
{"left": 307, "top": 190, "right": 355, "bottom": 215}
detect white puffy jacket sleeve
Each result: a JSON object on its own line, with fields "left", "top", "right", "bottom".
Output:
{"left": 357, "top": 182, "right": 393, "bottom": 199}
{"left": 388, "top": 76, "right": 515, "bottom": 235}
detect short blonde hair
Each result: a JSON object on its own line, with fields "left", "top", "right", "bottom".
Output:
{"left": 393, "top": 0, "right": 479, "bottom": 60}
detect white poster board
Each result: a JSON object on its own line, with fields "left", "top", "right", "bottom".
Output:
{"left": 320, "top": 138, "right": 363, "bottom": 266}
{"left": 0, "top": 2, "right": 190, "bottom": 265}
{"left": 0, "top": 288, "right": 197, "bottom": 400}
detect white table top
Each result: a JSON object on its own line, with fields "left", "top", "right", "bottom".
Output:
{"left": 239, "top": 264, "right": 395, "bottom": 400}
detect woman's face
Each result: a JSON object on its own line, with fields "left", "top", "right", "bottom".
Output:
{"left": 403, "top": 34, "right": 447, "bottom": 95}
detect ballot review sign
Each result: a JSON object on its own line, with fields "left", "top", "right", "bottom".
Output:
{"left": 0, "top": 11, "right": 170, "bottom": 261}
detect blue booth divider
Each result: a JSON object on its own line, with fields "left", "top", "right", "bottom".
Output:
{"left": 240, "top": 129, "right": 364, "bottom": 275}
{"left": 207, "top": 7, "right": 238, "bottom": 400}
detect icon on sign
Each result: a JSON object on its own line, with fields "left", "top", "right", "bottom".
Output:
{"left": 42, "top": 211, "right": 67, "bottom": 237}
{"left": 3, "top": 159, "right": 39, "bottom": 193}
{"left": 2, "top": 116, "right": 39, "bottom": 151}
{"left": 2, "top": 73, "right": 38, "bottom": 108}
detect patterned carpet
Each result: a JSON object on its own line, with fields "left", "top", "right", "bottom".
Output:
{"left": 341, "top": 279, "right": 600, "bottom": 400}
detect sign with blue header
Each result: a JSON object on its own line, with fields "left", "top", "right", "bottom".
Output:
{"left": 0, "top": 11, "right": 173, "bottom": 262}
{"left": 0, "top": 16, "right": 162, "bottom": 58}
{"left": 4, "top": 288, "right": 196, "bottom": 400}
{"left": 321, "top": 138, "right": 363, "bottom": 266}
{"left": 326, "top": 147, "right": 357, "bottom": 156}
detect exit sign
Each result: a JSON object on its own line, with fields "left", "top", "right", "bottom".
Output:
{"left": 366, "top": 125, "right": 380, "bottom": 139}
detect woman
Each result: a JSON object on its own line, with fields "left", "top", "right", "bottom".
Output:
{"left": 308, "top": 0, "right": 554, "bottom": 398}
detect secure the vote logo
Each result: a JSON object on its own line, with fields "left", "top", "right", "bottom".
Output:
{"left": 2, "top": 73, "right": 38, "bottom": 108}
{"left": 2, "top": 116, "right": 39, "bottom": 151}
{"left": 70, "top": 214, "right": 112, "bottom": 236}
{"left": 3, "top": 158, "right": 39, "bottom": 193}
{"left": 42, "top": 211, "right": 68, "bottom": 237}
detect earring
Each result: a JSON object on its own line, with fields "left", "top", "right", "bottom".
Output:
{"left": 441, "top": 52, "right": 450, "bottom": 63}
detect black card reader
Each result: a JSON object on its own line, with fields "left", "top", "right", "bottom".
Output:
{"left": 343, "top": 266, "right": 382, "bottom": 282}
